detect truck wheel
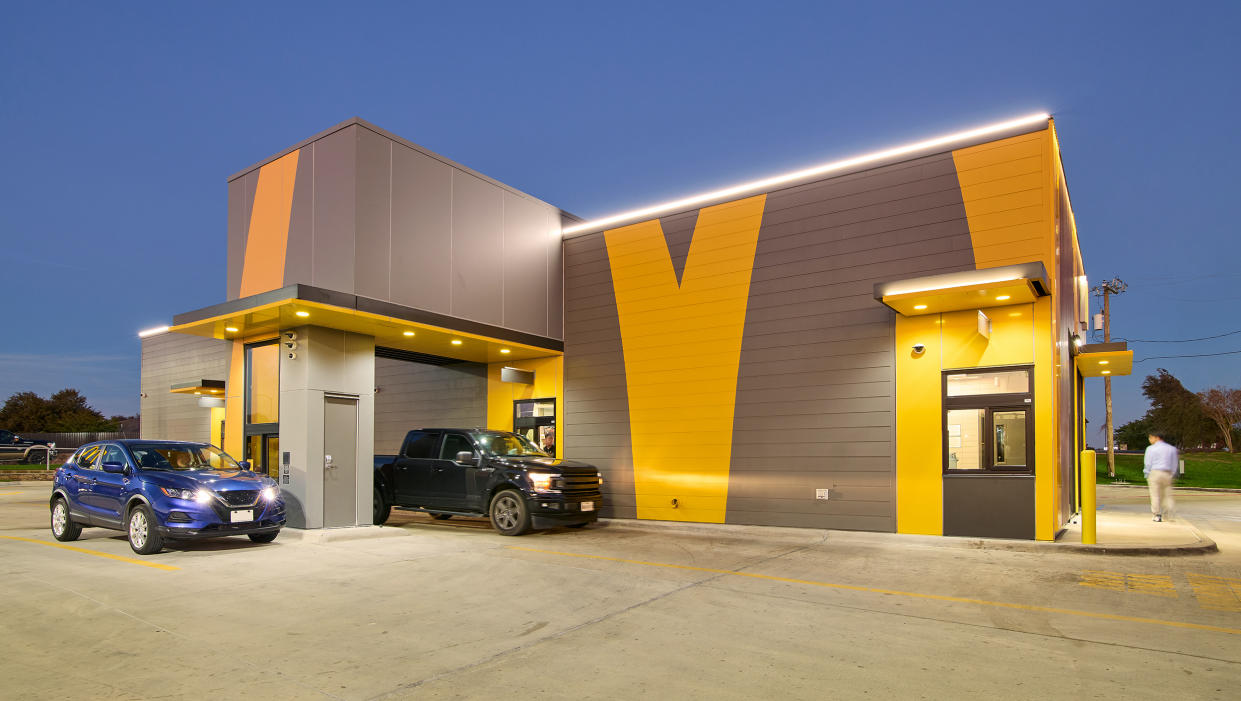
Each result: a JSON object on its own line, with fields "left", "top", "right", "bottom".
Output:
{"left": 50, "top": 498, "right": 82, "bottom": 541}
{"left": 25, "top": 449, "right": 46, "bottom": 465}
{"left": 489, "top": 489, "right": 531, "bottom": 536}
{"left": 127, "top": 504, "right": 164, "bottom": 555}
{"left": 431, "top": 513, "right": 452, "bottom": 520}
{"left": 373, "top": 487, "right": 391, "bottom": 525}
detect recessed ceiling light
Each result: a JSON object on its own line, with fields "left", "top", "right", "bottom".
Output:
{"left": 913, "top": 304, "right": 928, "bottom": 310}
{"left": 995, "top": 295, "right": 1011, "bottom": 301}
{"left": 499, "top": 348, "right": 511, "bottom": 354}
{"left": 225, "top": 326, "right": 238, "bottom": 333}
{"left": 1008, "top": 312, "right": 1021, "bottom": 317}
{"left": 1099, "top": 360, "right": 1109, "bottom": 365}
{"left": 194, "top": 391, "right": 202, "bottom": 395}
{"left": 403, "top": 331, "right": 415, "bottom": 337}
{"left": 451, "top": 339, "right": 463, "bottom": 345}
{"left": 1101, "top": 370, "right": 1111, "bottom": 375}
{"left": 295, "top": 310, "right": 310, "bottom": 318}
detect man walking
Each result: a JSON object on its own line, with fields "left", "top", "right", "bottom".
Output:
{"left": 1143, "top": 432, "right": 1178, "bottom": 521}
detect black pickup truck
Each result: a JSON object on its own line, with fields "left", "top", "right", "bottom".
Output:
{"left": 373, "top": 428, "right": 602, "bottom": 535}
{"left": 0, "top": 430, "right": 57, "bottom": 464}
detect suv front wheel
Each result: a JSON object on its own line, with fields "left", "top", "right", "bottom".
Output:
{"left": 50, "top": 498, "right": 82, "bottom": 541}
{"left": 127, "top": 504, "right": 165, "bottom": 555}
{"left": 489, "top": 489, "right": 531, "bottom": 536}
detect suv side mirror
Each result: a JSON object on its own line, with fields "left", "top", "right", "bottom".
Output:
{"left": 238, "top": 460, "right": 252, "bottom": 471}
{"left": 101, "top": 461, "right": 126, "bottom": 474}
{"left": 454, "top": 451, "right": 478, "bottom": 466}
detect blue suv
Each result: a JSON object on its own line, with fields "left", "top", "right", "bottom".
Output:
{"left": 50, "top": 440, "right": 285, "bottom": 554}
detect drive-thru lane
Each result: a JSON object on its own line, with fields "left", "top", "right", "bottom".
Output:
{"left": 2, "top": 485, "right": 1239, "bottom": 700}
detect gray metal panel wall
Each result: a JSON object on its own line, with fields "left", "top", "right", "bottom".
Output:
{"left": 390, "top": 142, "right": 454, "bottom": 315}
{"left": 562, "top": 153, "right": 977, "bottom": 529}
{"left": 373, "top": 357, "right": 487, "bottom": 454}
{"left": 139, "top": 334, "right": 230, "bottom": 443}
{"left": 228, "top": 121, "right": 566, "bottom": 340}
{"left": 943, "top": 475, "right": 1035, "bottom": 539}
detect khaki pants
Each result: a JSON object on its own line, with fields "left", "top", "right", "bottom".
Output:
{"left": 1147, "top": 470, "right": 1175, "bottom": 517}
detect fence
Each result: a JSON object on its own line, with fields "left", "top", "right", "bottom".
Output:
{"left": 18, "top": 431, "right": 139, "bottom": 450}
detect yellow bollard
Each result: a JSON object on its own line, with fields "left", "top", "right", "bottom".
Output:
{"left": 1081, "top": 450, "right": 1096, "bottom": 545}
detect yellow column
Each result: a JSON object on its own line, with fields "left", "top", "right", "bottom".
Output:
{"left": 1080, "top": 449, "right": 1096, "bottom": 544}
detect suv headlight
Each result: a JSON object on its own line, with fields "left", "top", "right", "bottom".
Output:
{"left": 528, "top": 472, "right": 559, "bottom": 494}
{"left": 161, "top": 487, "right": 212, "bottom": 503}
{"left": 261, "top": 486, "right": 279, "bottom": 501}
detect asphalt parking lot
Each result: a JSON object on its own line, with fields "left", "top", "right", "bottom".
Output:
{"left": 3, "top": 485, "right": 1240, "bottom": 700}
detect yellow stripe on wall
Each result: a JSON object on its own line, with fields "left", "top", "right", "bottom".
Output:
{"left": 604, "top": 195, "right": 766, "bottom": 523}
{"left": 239, "top": 150, "right": 300, "bottom": 298}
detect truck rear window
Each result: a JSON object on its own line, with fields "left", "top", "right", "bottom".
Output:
{"left": 403, "top": 431, "right": 439, "bottom": 459}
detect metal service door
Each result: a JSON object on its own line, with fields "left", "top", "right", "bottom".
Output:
{"left": 323, "top": 396, "right": 358, "bottom": 528}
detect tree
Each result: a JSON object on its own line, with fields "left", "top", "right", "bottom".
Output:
{"left": 1199, "top": 386, "right": 1241, "bottom": 453}
{"left": 1114, "top": 416, "right": 1153, "bottom": 451}
{"left": 1140, "top": 369, "right": 1216, "bottom": 448}
{"left": 0, "top": 389, "right": 118, "bottom": 432}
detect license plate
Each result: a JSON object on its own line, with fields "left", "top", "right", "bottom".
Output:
{"left": 580, "top": 501, "right": 594, "bottom": 512}
{"left": 230, "top": 509, "right": 254, "bottom": 523}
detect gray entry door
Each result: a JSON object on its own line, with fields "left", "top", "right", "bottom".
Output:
{"left": 323, "top": 396, "right": 358, "bottom": 528}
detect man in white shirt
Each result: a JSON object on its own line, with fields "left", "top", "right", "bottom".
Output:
{"left": 1143, "top": 432, "right": 1178, "bottom": 522}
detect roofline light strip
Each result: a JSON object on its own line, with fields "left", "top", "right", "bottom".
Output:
{"left": 883, "top": 275, "right": 1027, "bottom": 297}
{"left": 138, "top": 325, "right": 170, "bottom": 338}
{"left": 562, "top": 112, "right": 1051, "bottom": 236}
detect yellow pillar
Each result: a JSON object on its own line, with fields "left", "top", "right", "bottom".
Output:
{"left": 1080, "top": 450, "right": 1096, "bottom": 545}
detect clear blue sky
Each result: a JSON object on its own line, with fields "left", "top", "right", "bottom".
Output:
{"left": 2, "top": 1, "right": 1238, "bottom": 442}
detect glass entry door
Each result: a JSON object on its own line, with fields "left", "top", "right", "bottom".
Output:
{"left": 514, "top": 398, "right": 556, "bottom": 457}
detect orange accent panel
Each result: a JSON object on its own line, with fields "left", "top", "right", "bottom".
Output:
{"left": 239, "top": 150, "right": 300, "bottom": 297}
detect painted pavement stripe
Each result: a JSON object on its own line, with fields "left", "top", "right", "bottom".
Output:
{"left": 510, "top": 546, "right": 1241, "bottom": 636}
{"left": 0, "top": 535, "right": 180, "bottom": 571}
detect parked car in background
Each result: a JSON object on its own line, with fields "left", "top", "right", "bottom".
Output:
{"left": 49, "top": 440, "right": 285, "bottom": 554}
{"left": 374, "top": 428, "right": 602, "bottom": 535}
{"left": 0, "top": 429, "right": 56, "bottom": 464}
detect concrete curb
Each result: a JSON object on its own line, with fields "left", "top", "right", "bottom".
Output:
{"left": 596, "top": 517, "right": 1219, "bottom": 557}
{"left": 1099, "top": 483, "right": 1241, "bottom": 493}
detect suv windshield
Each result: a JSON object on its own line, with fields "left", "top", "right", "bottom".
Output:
{"left": 475, "top": 432, "right": 548, "bottom": 457}
{"left": 129, "top": 443, "right": 242, "bottom": 472}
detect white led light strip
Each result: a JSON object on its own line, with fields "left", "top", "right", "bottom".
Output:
{"left": 137, "top": 325, "right": 170, "bottom": 338}
{"left": 562, "top": 112, "right": 1051, "bottom": 236}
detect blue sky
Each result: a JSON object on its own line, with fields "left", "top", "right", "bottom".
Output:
{"left": 1, "top": 1, "right": 1238, "bottom": 441}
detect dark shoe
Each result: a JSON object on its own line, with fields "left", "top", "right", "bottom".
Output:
{"left": 1153, "top": 514, "right": 1162, "bottom": 522}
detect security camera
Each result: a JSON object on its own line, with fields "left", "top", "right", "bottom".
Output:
{"left": 284, "top": 331, "right": 297, "bottom": 342}
{"left": 284, "top": 340, "right": 298, "bottom": 350}
{"left": 912, "top": 343, "right": 926, "bottom": 354}
{"left": 287, "top": 352, "right": 297, "bottom": 360}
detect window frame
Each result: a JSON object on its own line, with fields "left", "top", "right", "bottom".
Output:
{"left": 942, "top": 365, "right": 1035, "bottom": 475}
{"left": 244, "top": 339, "right": 280, "bottom": 432}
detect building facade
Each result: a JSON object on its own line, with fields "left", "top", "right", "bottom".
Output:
{"left": 141, "top": 114, "right": 1129, "bottom": 538}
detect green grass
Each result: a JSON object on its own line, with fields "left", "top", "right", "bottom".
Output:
{"left": 1096, "top": 451, "right": 1241, "bottom": 489}
{"left": 1, "top": 464, "right": 60, "bottom": 470}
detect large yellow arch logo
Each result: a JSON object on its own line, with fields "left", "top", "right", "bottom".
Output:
{"left": 604, "top": 195, "right": 766, "bottom": 522}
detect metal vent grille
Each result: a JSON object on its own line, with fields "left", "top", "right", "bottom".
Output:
{"left": 375, "top": 346, "right": 466, "bottom": 366}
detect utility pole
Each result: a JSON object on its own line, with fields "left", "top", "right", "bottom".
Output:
{"left": 1092, "top": 277, "right": 1127, "bottom": 477}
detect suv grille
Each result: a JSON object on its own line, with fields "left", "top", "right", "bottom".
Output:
{"left": 217, "top": 490, "right": 259, "bottom": 507}
{"left": 559, "top": 473, "right": 602, "bottom": 499}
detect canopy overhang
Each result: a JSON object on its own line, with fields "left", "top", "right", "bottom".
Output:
{"left": 1076, "top": 342, "right": 1133, "bottom": 377}
{"left": 874, "top": 262, "right": 1050, "bottom": 316}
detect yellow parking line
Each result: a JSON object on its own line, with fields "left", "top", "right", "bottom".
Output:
{"left": 0, "top": 536, "right": 179, "bottom": 571}
{"left": 510, "top": 546, "right": 1241, "bottom": 637}
{"left": 0, "top": 491, "right": 28, "bottom": 495}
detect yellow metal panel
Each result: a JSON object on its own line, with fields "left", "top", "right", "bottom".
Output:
{"left": 239, "top": 150, "right": 300, "bottom": 297}
{"left": 895, "top": 313, "right": 943, "bottom": 535}
{"left": 486, "top": 356, "right": 564, "bottom": 456}
{"left": 604, "top": 195, "right": 766, "bottom": 523}
{"left": 941, "top": 304, "right": 1034, "bottom": 369}
{"left": 224, "top": 341, "right": 245, "bottom": 459}
{"left": 209, "top": 406, "right": 225, "bottom": 448}
{"left": 1033, "top": 296, "right": 1055, "bottom": 541}
{"left": 952, "top": 130, "right": 1051, "bottom": 275}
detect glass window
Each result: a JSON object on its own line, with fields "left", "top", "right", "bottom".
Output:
{"left": 101, "top": 445, "right": 128, "bottom": 468}
{"left": 76, "top": 446, "right": 102, "bottom": 470}
{"left": 129, "top": 443, "right": 241, "bottom": 471}
{"left": 403, "top": 431, "right": 440, "bottom": 459}
{"left": 246, "top": 342, "right": 280, "bottom": 425}
{"left": 476, "top": 431, "right": 547, "bottom": 457}
{"left": 946, "top": 370, "right": 1029, "bottom": 397}
{"left": 0, "top": 430, "right": 12, "bottom": 443}
{"left": 993, "top": 411, "right": 1028, "bottom": 469}
{"left": 440, "top": 434, "right": 475, "bottom": 461}
{"left": 946, "top": 409, "right": 985, "bottom": 471}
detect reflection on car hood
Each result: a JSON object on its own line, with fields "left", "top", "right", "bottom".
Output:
{"left": 494, "top": 455, "right": 598, "bottom": 475}
{"left": 147, "top": 469, "right": 269, "bottom": 491}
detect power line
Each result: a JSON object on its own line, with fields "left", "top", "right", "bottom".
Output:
{"left": 1135, "top": 349, "right": 1241, "bottom": 362}
{"left": 1116, "top": 329, "right": 1241, "bottom": 343}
